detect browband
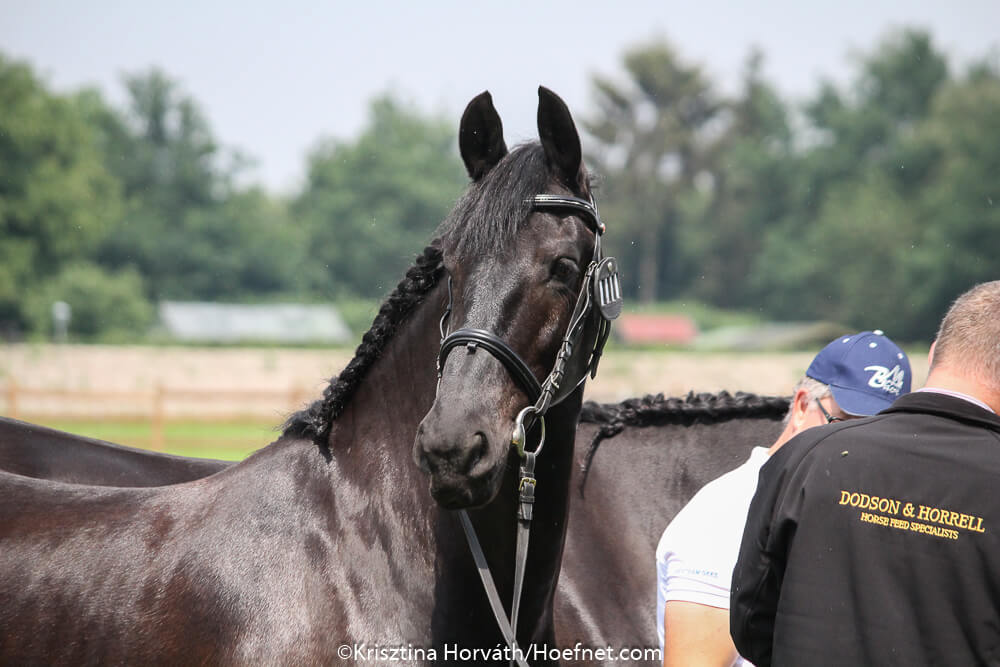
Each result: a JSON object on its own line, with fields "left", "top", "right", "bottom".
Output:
{"left": 530, "top": 194, "right": 605, "bottom": 235}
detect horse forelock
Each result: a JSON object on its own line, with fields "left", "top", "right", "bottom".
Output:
{"left": 437, "top": 142, "right": 593, "bottom": 258}
{"left": 281, "top": 147, "right": 553, "bottom": 443}
{"left": 282, "top": 244, "right": 444, "bottom": 441}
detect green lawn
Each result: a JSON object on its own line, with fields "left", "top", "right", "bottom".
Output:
{"left": 32, "top": 417, "right": 280, "bottom": 461}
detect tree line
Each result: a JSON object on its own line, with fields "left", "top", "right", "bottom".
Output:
{"left": 587, "top": 29, "right": 999, "bottom": 341}
{"left": 2, "top": 27, "right": 997, "bottom": 343}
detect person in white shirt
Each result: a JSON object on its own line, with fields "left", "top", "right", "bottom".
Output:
{"left": 655, "top": 330, "right": 912, "bottom": 667}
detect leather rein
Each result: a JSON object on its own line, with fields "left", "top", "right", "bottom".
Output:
{"left": 435, "top": 193, "right": 622, "bottom": 664}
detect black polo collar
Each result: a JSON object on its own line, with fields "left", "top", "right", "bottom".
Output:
{"left": 881, "top": 391, "right": 1000, "bottom": 433}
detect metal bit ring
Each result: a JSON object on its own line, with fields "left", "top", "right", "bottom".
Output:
{"left": 511, "top": 406, "right": 546, "bottom": 459}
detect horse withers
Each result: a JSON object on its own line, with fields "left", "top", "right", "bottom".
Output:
{"left": 0, "top": 87, "right": 613, "bottom": 665}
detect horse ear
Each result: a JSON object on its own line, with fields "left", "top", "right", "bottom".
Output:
{"left": 459, "top": 91, "right": 508, "bottom": 181}
{"left": 537, "top": 86, "right": 584, "bottom": 193}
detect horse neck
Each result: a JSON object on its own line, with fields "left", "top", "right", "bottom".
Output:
{"left": 310, "top": 275, "right": 584, "bottom": 652}
{"left": 431, "top": 389, "right": 582, "bottom": 653}
{"left": 324, "top": 277, "right": 445, "bottom": 479}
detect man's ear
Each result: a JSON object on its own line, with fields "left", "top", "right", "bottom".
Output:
{"left": 790, "top": 388, "right": 812, "bottom": 429}
{"left": 928, "top": 340, "right": 937, "bottom": 368}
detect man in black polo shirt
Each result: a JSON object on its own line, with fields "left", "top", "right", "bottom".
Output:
{"left": 731, "top": 280, "right": 1000, "bottom": 666}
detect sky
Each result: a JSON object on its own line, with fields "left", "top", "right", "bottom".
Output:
{"left": 3, "top": 0, "right": 998, "bottom": 193}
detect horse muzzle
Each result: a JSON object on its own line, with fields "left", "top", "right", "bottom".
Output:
{"left": 413, "top": 420, "right": 508, "bottom": 509}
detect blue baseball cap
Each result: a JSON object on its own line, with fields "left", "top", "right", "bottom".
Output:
{"left": 806, "top": 330, "right": 911, "bottom": 416}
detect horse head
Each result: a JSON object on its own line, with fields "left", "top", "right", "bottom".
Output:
{"left": 414, "top": 87, "right": 619, "bottom": 510}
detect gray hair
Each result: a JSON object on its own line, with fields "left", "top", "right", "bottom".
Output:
{"left": 782, "top": 376, "right": 831, "bottom": 426}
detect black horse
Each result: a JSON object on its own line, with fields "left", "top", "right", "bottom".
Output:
{"left": 0, "top": 87, "right": 612, "bottom": 664}
{"left": 0, "top": 394, "right": 790, "bottom": 665}
{"left": 0, "top": 393, "right": 790, "bottom": 663}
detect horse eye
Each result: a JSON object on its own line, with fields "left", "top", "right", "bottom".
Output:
{"left": 550, "top": 257, "right": 580, "bottom": 285}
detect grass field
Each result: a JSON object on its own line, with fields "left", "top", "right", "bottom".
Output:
{"left": 3, "top": 343, "right": 930, "bottom": 459}
{"left": 33, "top": 417, "right": 275, "bottom": 460}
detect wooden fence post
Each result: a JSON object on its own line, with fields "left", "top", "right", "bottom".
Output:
{"left": 151, "top": 383, "right": 165, "bottom": 451}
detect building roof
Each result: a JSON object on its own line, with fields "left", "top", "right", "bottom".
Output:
{"left": 617, "top": 314, "right": 699, "bottom": 345}
{"left": 158, "top": 302, "right": 352, "bottom": 344}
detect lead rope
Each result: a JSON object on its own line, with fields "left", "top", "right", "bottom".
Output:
{"left": 457, "top": 510, "right": 530, "bottom": 667}
{"left": 509, "top": 450, "right": 535, "bottom": 646}
{"left": 457, "top": 408, "right": 543, "bottom": 667}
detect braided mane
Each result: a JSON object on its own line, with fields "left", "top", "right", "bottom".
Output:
{"left": 581, "top": 391, "right": 789, "bottom": 429}
{"left": 578, "top": 391, "right": 790, "bottom": 491}
{"left": 282, "top": 245, "right": 444, "bottom": 441}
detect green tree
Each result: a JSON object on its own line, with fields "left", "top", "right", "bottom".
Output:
{"left": 153, "top": 188, "right": 305, "bottom": 300}
{"left": 25, "top": 263, "right": 153, "bottom": 341}
{"left": 292, "top": 94, "right": 466, "bottom": 298}
{"left": 743, "top": 29, "right": 1000, "bottom": 341}
{"left": 752, "top": 172, "right": 918, "bottom": 328}
{"left": 0, "top": 54, "right": 121, "bottom": 335}
{"left": 92, "top": 69, "right": 225, "bottom": 297}
{"left": 585, "top": 40, "right": 725, "bottom": 303}
{"left": 90, "top": 69, "right": 302, "bottom": 303}
{"left": 899, "top": 63, "right": 1000, "bottom": 338}
{"left": 93, "top": 69, "right": 222, "bottom": 212}
{"left": 678, "top": 51, "right": 796, "bottom": 307}
{"left": 793, "top": 29, "right": 949, "bottom": 219}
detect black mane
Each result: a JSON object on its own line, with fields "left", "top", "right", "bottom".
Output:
{"left": 581, "top": 391, "right": 790, "bottom": 428}
{"left": 282, "top": 244, "right": 444, "bottom": 440}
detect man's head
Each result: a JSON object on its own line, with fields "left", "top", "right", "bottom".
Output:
{"left": 806, "top": 330, "right": 911, "bottom": 416}
{"left": 929, "top": 281, "right": 1000, "bottom": 398}
{"left": 771, "top": 330, "right": 912, "bottom": 453}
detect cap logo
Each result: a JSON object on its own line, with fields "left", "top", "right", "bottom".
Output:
{"left": 864, "top": 364, "right": 906, "bottom": 396}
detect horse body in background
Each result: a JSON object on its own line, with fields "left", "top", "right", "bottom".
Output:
{"left": 555, "top": 392, "right": 788, "bottom": 664}
{"left": 0, "top": 417, "right": 227, "bottom": 485}
{"left": 0, "top": 87, "right": 608, "bottom": 664}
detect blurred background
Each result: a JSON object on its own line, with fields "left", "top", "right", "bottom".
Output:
{"left": 1, "top": 0, "right": 995, "bottom": 457}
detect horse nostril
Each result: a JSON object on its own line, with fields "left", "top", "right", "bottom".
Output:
{"left": 418, "top": 449, "right": 439, "bottom": 474}
{"left": 468, "top": 431, "right": 488, "bottom": 468}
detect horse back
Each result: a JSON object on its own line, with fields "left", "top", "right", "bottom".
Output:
{"left": 0, "top": 416, "right": 228, "bottom": 486}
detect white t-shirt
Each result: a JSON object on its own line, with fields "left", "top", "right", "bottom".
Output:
{"left": 655, "top": 446, "right": 770, "bottom": 667}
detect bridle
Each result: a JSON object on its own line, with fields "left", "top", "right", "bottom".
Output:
{"left": 435, "top": 193, "right": 622, "bottom": 665}
{"left": 437, "top": 193, "right": 622, "bottom": 429}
